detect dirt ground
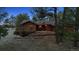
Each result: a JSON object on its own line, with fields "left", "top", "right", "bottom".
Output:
{"left": 0, "top": 28, "right": 78, "bottom": 51}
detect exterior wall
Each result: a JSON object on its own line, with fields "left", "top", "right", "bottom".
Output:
{"left": 36, "top": 24, "right": 54, "bottom": 31}
{"left": 36, "top": 25, "right": 45, "bottom": 31}
{"left": 16, "top": 23, "right": 74, "bottom": 33}
{"left": 22, "top": 23, "right": 36, "bottom": 32}
{"left": 44, "top": 25, "right": 53, "bottom": 31}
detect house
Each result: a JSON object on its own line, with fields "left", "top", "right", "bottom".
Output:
{"left": 15, "top": 20, "right": 55, "bottom": 33}
{"left": 14, "top": 20, "right": 74, "bottom": 37}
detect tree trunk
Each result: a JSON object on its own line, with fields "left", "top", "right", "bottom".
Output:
{"left": 74, "top": 7, "right": 79, "bottom": 47}
{"left": 54, "top": 7, "right": 59, "bottom": 44}
{"left": 59, "top": 7, "right": 67, "bottom": 43}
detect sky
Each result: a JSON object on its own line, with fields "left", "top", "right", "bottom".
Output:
{"left": 0, "top": 7, "right": 64, "bottom": 25}
{"left": 5, "top": 7, "right": 33, "bottom": 19}
{"left": 5, "top": 7, "right": 64, "bottom": 19}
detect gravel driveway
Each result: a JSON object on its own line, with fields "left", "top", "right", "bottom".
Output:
{"left": 0, "top": 28, "right": 78, "bottom": 51}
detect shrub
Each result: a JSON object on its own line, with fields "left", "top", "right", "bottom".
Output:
{"left": 0, "top": 26, "right": 8, "bottom": 39}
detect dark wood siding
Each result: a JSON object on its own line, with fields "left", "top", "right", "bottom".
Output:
{"left": 36, "top": 24, "right": 54, "bottom": 31}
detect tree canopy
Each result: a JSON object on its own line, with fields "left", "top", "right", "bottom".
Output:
{"left": 16, "top": 13, "right": 30, "bottom": 27}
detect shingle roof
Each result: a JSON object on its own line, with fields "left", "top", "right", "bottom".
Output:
{"left": 20, "top": 20, "right": 30, "bottom": 24}
{"left": 35, "top": 21, "right": 55, "bottom": 25}
{"left": 20, "top": 20, "right": 37, "bottom": 25}
{"left": 20, "top": 20, "right": 55, "bottom": 25}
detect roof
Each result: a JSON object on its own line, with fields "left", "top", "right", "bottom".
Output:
{"left": 20, "top": 20, "right": 74, "bottom": 27}
{"left": 35, "top": 21, "right": 55, "bottom": 25}
{"left": 20, "top": 20, "right": 37, "bottom": 25}
{"left": 20, "top": 20, "right": 55, "bottom": 26}
{"left": 20, "top": 20, "right": 29, "bottom": 24}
